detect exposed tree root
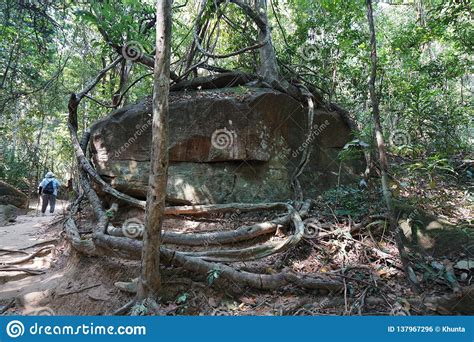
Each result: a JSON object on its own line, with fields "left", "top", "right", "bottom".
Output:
{"left": 91, "top": 232, "right": 343, "bottom": 292}
{"left": 107, "top": 200, "right": 311, "bottom": 247}
{"left": 290, "top": 92, "right": 315, "bottom": 203}
{"left": 0, "top": 267, "right": 45, "bottom": 275}
{"left": 105, "top": 200, "right": 310, "bottom": 262}
{"left": 64, "top": 194, "right": 102, "bottom": 256}
{"left": 163, "top": 202, "right": 288, "bottom": 216}
{"left": 0, "top": 249, "right": 29, "bottom": 255}
{"left": 170, "top": 72, "right": 254, "bottom": 91}
{"left": 63, "top": 50, "right": 343, "bottom": 295}
{"left": 163, "top": 200, "right": 311, "bottom": 246}
{"left": 62, "top": 204, "right": 344, "bottom": 291}
{"left": 178, "top": 208, "right": 305, "bottom": 262}
{"left": 68, "top": 119, "right": 146, "bottom": 209}
{"left": 65, "top": 150, "right": 342, "bottom": 290}
{"left": 161, "top": 247, "right": 342, "bottom": 291}
{"left": 1, "top": 245, "right": 54, "bottom": 265}
{"left": 57, "top": 283, "right": 102, "bottom": 297}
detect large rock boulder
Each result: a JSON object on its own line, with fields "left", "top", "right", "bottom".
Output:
{"left": 0, "top": 181, "right": 28, "bottom": 209}
{"left": 0, "top": 204, "right": 18, "bottom": 226}
{"left": 90, "top": 87, "right": 364, "bottom": 204}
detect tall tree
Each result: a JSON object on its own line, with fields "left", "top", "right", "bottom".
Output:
{"left": 138, "top": 0, "right": 172, "bottom": 300}
{"left": 365, "top": 0, "right": 418, "bottom": 290}
{"left": 255, "top": 0, "right": 279, "bottom": 82}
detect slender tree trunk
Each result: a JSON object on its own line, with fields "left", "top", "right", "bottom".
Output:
{"left": 366, "top": 0, "right": 391, "bottom": 210}
{"left": 366, "top": 0, "right": 418, "bottom": 290}
{"left": 112, "top": 59, "right": 131, "bottom": 107}
{"left": 137, "top": 0, "right": 172, "bottom": 300}
{"left": 255, "top": 0, "right": 279, "bottom": 82}
{"left": 185, "top": 14, "right": 209, "bottom": 78}
{"left": 33, "top": 113, "right": 46, "bottom": 196}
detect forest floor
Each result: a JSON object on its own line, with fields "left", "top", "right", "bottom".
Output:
{"left": 0, "top": 158, "right": 473, "bottom": 316}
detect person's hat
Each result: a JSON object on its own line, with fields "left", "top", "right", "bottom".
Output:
{"left": 45, "top": 171, "right": 55, "bottom": 178}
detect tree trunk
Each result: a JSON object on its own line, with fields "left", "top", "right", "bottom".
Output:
{"left": 255, "top": 0, "right": 279, "bottom": 82}
{"left": 365, "top": 0, "right": 418, "bottom": 290}
{"left": 112, "top": 59, "right": 132, "bottom": 107}
{"left": 366, "top": 0, "right": 391, "bottom": 212}
{"left": 137, "top": 0, "right": 172, "bottom": 300}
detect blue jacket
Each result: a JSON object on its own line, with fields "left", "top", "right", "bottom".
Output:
{"left": 39, "top": 178, "right": 60, "bottom": 197}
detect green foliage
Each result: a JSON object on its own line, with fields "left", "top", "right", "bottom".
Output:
{"left": 176, "top": 292, "right": 189, "bottom": 304}
{"left": 323, "top": 186, "right": 371, "bottom": 219}
{"left": 207, "top": 269, "right": 220, "bottom": 285}
{"left": 0, "top": 0, "right": 471, "bottom": 196}
{"left": 0, "top": 147, "right": 30, "bottom": 189}
{"left": 339, "top": 139, "right": 369, "bottom": 161}
{"left": 406, "top": 155, "right": 457, "bottom": 183}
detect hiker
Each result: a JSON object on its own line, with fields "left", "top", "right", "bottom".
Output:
{"left": 38, "top": 171, "right": 60, "bottom": 214}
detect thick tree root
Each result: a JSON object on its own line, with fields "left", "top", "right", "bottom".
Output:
{"left": 106, "top": 201, "right": 310, "bottom": 262}
{"left": 178, "top": 207, "right": 305, "bottom": 262}
{"left": 63, "top": 194, "right": 102, "bottom": 256}
{"left": 64, "top": 56, "right": 342, "bottom": 294}
{"left": 89, "top": 233, "right": 343, "bottom": 291}
{"left": 0, "top": 267, "right": 45, "bottom": 275}
{"left": 161, "top": 247, "right": 342, "bottom": 291}
{"left": 107, "top": 201, "right": 311, "bottom": 249}
{"left": 63, "top": 211, "right": 344, "bottom": 291}
{"left": 68, "top": 121, "right": 146, "bottom": 209}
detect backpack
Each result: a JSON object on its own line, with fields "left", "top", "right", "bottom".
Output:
{"left": 43, "top": 180, "right": 55, "bottom": 195}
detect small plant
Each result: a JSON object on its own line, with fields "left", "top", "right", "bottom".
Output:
{"left": 233, "top": 85, "right": 251, "bottom": 96}
{"left": 406, "top": 155, "right": 457, "bottom": 185}
{"left": 130, "top": 298, "right": 160, "bottom": 316}
{"left": 323, "top": 186, "right": 371, "bottom": 219}
{"left": 339, "top": 139, "right": 369, "bottom": 161}
{"left": 176, "top": 292, "right": 189, "bottom": 304}
{"left": 207, "top": 269, "right": 221, "bottom": 285}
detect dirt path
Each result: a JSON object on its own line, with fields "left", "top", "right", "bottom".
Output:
{"left": 0, "top": 199, "right": 67, "bottom": 249}
{"left": 0, "top": 200, "right": 68, "bottom": 310}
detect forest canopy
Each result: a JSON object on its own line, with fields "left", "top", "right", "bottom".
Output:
{"left": 0, "top": 0, "right": 472, "bottom": 192}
